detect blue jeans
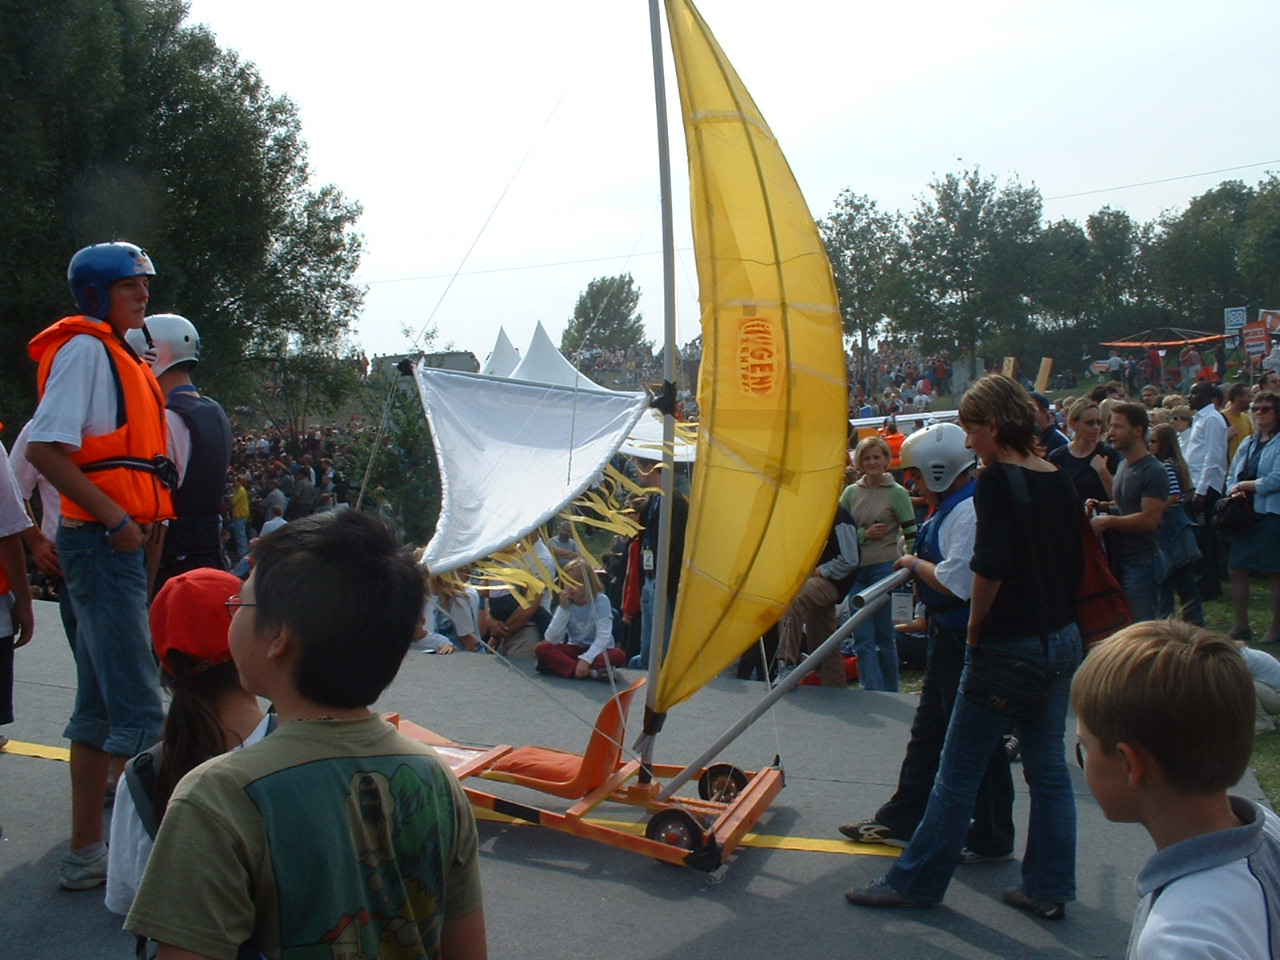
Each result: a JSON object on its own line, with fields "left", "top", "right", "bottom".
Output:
{"left": 1115, "top": 552, "right": 1161, "bottom": 623}
{"left": 629, "top": 578, "right": 673, "bottom": 669}
{"left": 885, "top": 624, "right": 1082, "bottom": 904}
{"left": 228, "top": 517, "right": 249, "bottom": 560}
{"left": 849, "top": 561, "right": 899, "bottom": 691}
{"left": 58, "top": 523, "right": 164, "bottom": 758}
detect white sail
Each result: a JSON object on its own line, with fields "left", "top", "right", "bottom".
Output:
{"left": 414, "top": 364, "right": 645, "bottom": 573}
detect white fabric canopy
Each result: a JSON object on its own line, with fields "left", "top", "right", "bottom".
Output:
{"left": 415, "top": 365, "right": 646, "bottom": 573}
{"left": 619, "top": 408, "right": 697, "bottom": 463}
{"left": 479, "top": 327, "right": 521, "bottom": 377}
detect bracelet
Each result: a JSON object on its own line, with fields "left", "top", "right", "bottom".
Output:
{"left": 911, "top": 558, "right": 921, "bottom": 574}
{"left": 106, "top": 515, "right": 131, "bottom": 536}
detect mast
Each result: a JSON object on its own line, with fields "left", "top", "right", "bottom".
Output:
{"left": 638, "top": 0, "right": 679, "bottom": 773}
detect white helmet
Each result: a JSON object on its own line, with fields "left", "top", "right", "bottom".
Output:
{"left": 898, "top": 422, "right": 975, "bottom": 493}
{"left": 125, "top": 314, "right": 200, "bottom": 376}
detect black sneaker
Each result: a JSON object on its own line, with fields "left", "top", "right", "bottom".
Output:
{"left": 1003, "top": 887, "right": 1065, "bottom": 921}
{"left": 838, "top": 819, "right": 909, "bottom": 847}
{"left": 845, "top": 876, "right": 933, "bottom": 908}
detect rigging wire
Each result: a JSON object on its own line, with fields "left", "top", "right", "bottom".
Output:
{"left": 1044, "top": 159, "right": 1280, "bottom": 202}
{"left": 354, "top": 90, "right": 569, "bottom": 509}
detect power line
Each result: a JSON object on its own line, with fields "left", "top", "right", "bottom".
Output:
{"left": 1044, "top": 160, "right": 1280, "bottom": 202}
{"left": 363, "top": 249, "right": 676, "bottom": 286}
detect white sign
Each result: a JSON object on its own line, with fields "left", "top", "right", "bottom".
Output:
{"left": 1224, "top": 306, "right": 1247, "bottom": 332}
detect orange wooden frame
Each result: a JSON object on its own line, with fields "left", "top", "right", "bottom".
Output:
{"left": 393, "top": 678, "right": 783, "bottom": 873}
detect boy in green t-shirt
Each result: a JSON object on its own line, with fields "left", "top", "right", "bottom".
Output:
{"left": 125, "top": 510, "right": 487, "bottom": 960}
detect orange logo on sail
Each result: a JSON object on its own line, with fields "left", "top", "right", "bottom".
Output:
{"left": 739, "top": 318, "right": 776, "bottom": 395}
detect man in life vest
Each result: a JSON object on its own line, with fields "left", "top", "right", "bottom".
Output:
{"left": 126, "top": 315, "right": 233, "bottom": 591}
{"left": 26, "top": 241, "right": 175, "bottom": 891}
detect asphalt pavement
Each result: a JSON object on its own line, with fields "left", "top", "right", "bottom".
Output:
{"left": 2, "top": 598, "right": 1270, "bottom": 959}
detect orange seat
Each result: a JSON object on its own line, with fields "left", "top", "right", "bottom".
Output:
{"left": 484, "top": 678, "right": 645, "bottom": 799}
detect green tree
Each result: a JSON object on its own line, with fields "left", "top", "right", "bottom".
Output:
{"left": 1239, "top": 173, "right": 1280, "bottom": 311}
{"left": 1031, "top": 219, "right": 1096, "bottom": 332}
{"left": 345, "top": 373, "right": 442, "bottom": 548}
{"left": 0, "top": 0, "right": 364, "bottom": 433}
{"left": 819, "top": 191, "right": 905, "bottom": 371}
{"left": 1085, "top": 207, "right": 1151, "bottom": 337}
{"left": 249, "top": 347, "right": 362, "bottom": 455}
{"left": 560, "top": 274, "right": 647, "bottom": 359}
{"left": 1144, "top": 181, "right": 1255, "bottom": 330}
{"left": 894, "top": 169, "right": 1043, "bottom": 360}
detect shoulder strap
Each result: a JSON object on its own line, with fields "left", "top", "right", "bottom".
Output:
{"left": 100, "top": 339, "right": 127, "bottom": 430}
{"left": 123, "top": 742, "right": 165, "bottom": 841}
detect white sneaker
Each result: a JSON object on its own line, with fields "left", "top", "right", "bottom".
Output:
{"left": 58, "top": 847, "right": 108, "bottom": 890}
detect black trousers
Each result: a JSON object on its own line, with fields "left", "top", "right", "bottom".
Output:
{"left": 1190, "top": 487, "right": 1223, "bottom": 601}
{"left": 873, "top": 622, "right": 1016, "bottom": 857}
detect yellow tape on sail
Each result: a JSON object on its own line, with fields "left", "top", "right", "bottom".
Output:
{"left": 656, "top": 0, "right": 847, "bottom": 711}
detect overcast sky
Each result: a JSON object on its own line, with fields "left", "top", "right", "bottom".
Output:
{"left": 184, "top": 0, "right": 1280, "bottom": 363}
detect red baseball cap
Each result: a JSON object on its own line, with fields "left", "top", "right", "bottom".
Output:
{"left": 150, "top": 568, "right": 243, "bottom": 676}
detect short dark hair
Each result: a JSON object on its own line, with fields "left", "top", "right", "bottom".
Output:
{"left": 1111, "top": 402, "right": 1149, "bottom": 434}
{"left": 1227, "top": 382, "right": 1250, "bottom": 402}
{"left": 251, "top": 510, "right": 424, "bottom": 708}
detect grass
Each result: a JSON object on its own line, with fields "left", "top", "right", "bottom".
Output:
{"left": 894, "top": 582, "right": 1280, "bottom": 805}
{"left": 1201, "top": 581, "right": 1280, "bottom": 804}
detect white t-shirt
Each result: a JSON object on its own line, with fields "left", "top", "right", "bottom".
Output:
{"left": 9, "top": 421, "right": 60, "bottom": 541}
{"left": 104, "top": 711, "right": 274, "bottom": 915}
{"left": 164, "top": 409, "right": 191, "bottom": 487}
{"left": 29, "top": 332, "right": 123, "bottom": 447}
{"left": 0, "top": 440, "right": 33, "bottom": 625}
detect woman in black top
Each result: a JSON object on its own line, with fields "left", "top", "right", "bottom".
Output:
{"left": 1047, "top": 397, "right": 1118, "bottom": 505}
{"left": 846, "top": 374, "right": 1084, "bottom": 920}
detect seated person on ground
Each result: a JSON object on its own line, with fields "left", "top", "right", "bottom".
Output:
{"left": 535, "top": 558, "right": 626, "bottom": 680}
{"left": 1071, "top": 620, "right": 1279, "bottom": 960}
{"left": 478, "top": 534, "right": 554, "bottom": 658}
{"left": 124, "top": 510, "right": 487, "bottom": 960}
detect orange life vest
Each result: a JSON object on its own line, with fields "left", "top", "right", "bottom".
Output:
{"left": 28, "top": 317, "right": 175, "bottom": 524}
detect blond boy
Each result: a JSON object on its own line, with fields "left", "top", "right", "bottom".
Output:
{"left": 1072, "top": 621, "right": 1279, "bottom": 959}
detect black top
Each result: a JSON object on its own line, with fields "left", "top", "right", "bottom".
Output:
{"left": 1048, "top": 441, "right": 1119, "bottom": 505}
{"left": 970, "top": 465, "right": 1083, "bottom": 642}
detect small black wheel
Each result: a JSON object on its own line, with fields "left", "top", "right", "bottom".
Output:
{"left": 697, "top": 763, "right": 748, "bottom": 802}
{"left": 645, "top": 808, "right": 706, "bottom": 851}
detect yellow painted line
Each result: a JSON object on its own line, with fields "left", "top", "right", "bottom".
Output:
{"left": 7, "top": 741, "right": 896, "bottom": 858}
{"left": 1, "top": 740, "right": 71, "bottom": 761}
{"left": 474, "top": 809, "right": 898, "bottom": 857}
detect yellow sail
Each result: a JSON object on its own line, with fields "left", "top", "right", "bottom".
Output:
{"left": 655, "top": 0, "right": 848, "bottom": 711}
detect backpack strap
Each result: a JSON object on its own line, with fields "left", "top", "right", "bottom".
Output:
{"left": 123, "top": 742, "right": 165, "bottom": 842}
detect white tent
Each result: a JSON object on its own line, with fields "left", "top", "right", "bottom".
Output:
{"left": 479, "top": 327, "right": 521, "bottom": 377}
{"left": 508, "top": 322, "right": 610, "bottom": 391}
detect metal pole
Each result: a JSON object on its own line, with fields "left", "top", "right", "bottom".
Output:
{"left": 655, "top": 567, "right": 912, "bottom": 801}
{"left": 643, "top": 0, "right": 680, "bottom": 714}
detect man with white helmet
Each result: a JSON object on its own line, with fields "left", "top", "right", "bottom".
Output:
{"left": 126, "top": 315, "right": 233, "bottom": 590}
{"left": 26, "top": 242, "right": 175, "bottom": 890}
{"left": 839, "top": 423, "right": 1015, "bottom": 864}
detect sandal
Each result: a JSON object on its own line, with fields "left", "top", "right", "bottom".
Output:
{"left": 1229, "top": 629, "right": 1253, "bottom": 643}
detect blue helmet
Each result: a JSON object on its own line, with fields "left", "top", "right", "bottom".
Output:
{"left": 66, "top": 242, "right": 156, "bottom": 319}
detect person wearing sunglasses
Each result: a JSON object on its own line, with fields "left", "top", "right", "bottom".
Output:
{"left": 1048, "top": 398, "right": 1119, "bottom": 507}
{"left": 1225, "top": 391, "right": 1280, "bottom": 644}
